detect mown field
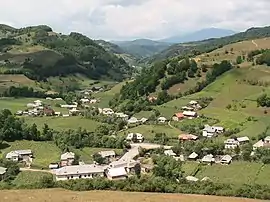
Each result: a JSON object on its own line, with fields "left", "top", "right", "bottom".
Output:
{"left": 0, "top": 189, "right": 264, "bottom": 202}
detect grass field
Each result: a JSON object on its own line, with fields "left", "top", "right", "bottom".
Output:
{"left": 195, "top": 162, "right": 264, "bottom": 185}
{"left": 0, "top": 74, "right": 37, "bottom": 92}
{"left": 0, "top": 140, "right": 61, "bottom": 168}
{"left": 24, "top": 116, "right": 101, "bottom": 131}
{"left": 0, "top": 189, "right": 264, "bottom": 202}
{"left": 12, "top": 171, "right": 53, "bottom": 187}
{"left": 119, "top": 124, "right": 181, "bottom": 141}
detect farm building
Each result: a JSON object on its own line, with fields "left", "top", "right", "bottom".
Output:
{"left": 126, "top": 133, "right": 144, "bottom": 143}
{"left": 172, "top": 113, "right": 185, "bottom": 121}
{"left": 55, "top": 164, "right": 105, "bottom": 181}
{"left": 60, "top": 152, "right": 75, "bottom": 167}
{"left": 158, "top": 117, "right": 167, "bottom": 123}
{"left": 220, "top": 155, "right": 232, "bottom": 165}
{"left": 183, "top": 111, "right": 197, "bottom": 119}
{"left": 127, "top": 117, "right": 139, "bottom": 124}
{"left": 201, "top": 154, "right": 215, "bottom": 164}
{"left": 179, "top": 134, "right": 198, "bottom": 141}
{"left": 237, "top": 136, "right": 250, "bottom": 145}
{"left": 98, "top": 151, "right": 116, "bottom": 159}
{"left": 106, "top": 167, "right": 127, "bottom": 180}
{"left": 6, "top": 150, "right": 33, "bottom": 162}
{"left": 0, "top": 167, "right": 7, "bottom": 181}
{"left": 224, "top": 139, "right": 239, "bottom": 149}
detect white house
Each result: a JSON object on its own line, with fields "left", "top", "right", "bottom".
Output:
{"left": 220, "top": 155, "right": 232, "bottom": 165}
{"left": 201, "top": 154, "right": 215, "bottom": 164}
{"left": 60, "top": 152, "right": 75, "bottom": 167}
{"left": 203, "top": 125, "right": 224, "bottom": 138}
{"left": 224, "top": 139, "right": 239, "bottom": 149}
{"left": 253, "top": 136, "right": 270, "bottom": 150}
{"left": 109, "top": 159, "right": 137, "bottom": 173}
{"left": 188, "top": 152, "right": 198, "bottom": 160}
{"left": 158, "top": 117, "right": 167, "bottom": 123}
{"left": 60, "top": 104, "right": 77, "bottom": 109}
{"left": 115, "top": 113, "right": 129, "bottom": 121}
{"left": 102, "top": 108, "right": 114, "bottom": 116}
{"left": 98, "top": 151, "right": 116, "bottom": 159}
{"left": 237, "top": 136, "right": 250, "bottom": 145}
{"left": 189, "top": 100, "right": 198, "bottom": 105}
{"left": 69, "top": 108, "right": 80, "bottom": 115}
{"left": 46, "top": 97, "right": 53, "bottom": 100}
{"left": 106, "top": 167, "right": 127, "bottom": 180}
{"left": 128, "top": 117, "right": 139, "bottom": 124}
{"left": 164, "top": 150, "right": 176, "bottom": 157}
{"left": 0, "top": 167, "right": 7, "bottom": 181}
{"left": 126, "top": 133, "right": 144, "bottom": 143}
{"left": 90, "top": 99, "right": 98, "bottom": 104}
{"left": 6, "top": 150, "right": 33, "bottom": 162}
{"left": 183, "top": 111, "right": 197, "bottom": 119}
{"left": 80, "top": 98, "right": 90, "bottom": 104}
{"left": 140, "top": 118, "right": 148, "bottom": 124}
{"left": 55, "top": 98, "right": 63, "bottom": 101}
{"left": 186, "top": 176, "right": 199, "bottom": 182}
{"left": 55, "top": 164, "right": 105, "bottom": 181}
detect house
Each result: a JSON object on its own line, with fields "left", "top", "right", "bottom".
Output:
{"left": 90, "top": 99, "right": 98, "bottom": 104}
{"left": 62, "top": 114, "right": 70, "bottom": 117}
{"left": 203, "top": 125, "right": 224, "bottom": 138}
{"left": 186, "top": 176, "right": 199, "bottom": 182}
{"left": 60, "top": 152, "right": 75, "bottom": 167}
{"left": 148, "top": 96, "right": 157, "bottom": 103}
{"left": 253, "top": 136, "right": 270, "bottom": 150}
{"left": 0, "top": 167, "right": 7, "bottom": 181}
{"left": 6, "top": 150, "right": 33, "bottom": 162}
{"left": 46, "top": 97, "right": 53, "bottom": 100}
{"left": 55, "top": 164, "right": 105, "bottom": 181}
{"left": 80, "top": 98, "right": 89, "bottom": 104}
{"left": 128, "top": 117, "right": 139, "bottom": 124}
{"left": 237, "top": 136, "right": 250, "bottom": 145}
{"left": 34, "top": 100, "right": 42, "bottom": 106}
{"left": 140, "top": 118, "right": 148, "bottom": 124}
{"left": 201, "top": 177, "right": 211, "bottom": 182}
{"left": 158, "top": 117, "right": 167, "bottom": 123}
{"left": 54, "top": 112, "right": 62, "bottom": 117}
{"left": 172, "top": 113, "right": 185, "bottom": 121}
{"left": 189, "top": 100, "right": 198, "bottom": 105}
{"left": 69, "top": 108, "right": 80, "bottom": 116}
{"left": 115, "top": 113, "right": 129, "bottom": 121}
{"left": 102, "top": 108, "right": 114, "bottom": 116}
{"left": 126, "top": 133, "right": 144, "bottom": 143}
{"left": 179, "top": 134, "right": 198, "bottom": 141}
{"left": 220, "top": 155, "right": 232, "bottom": 165}
{"left": 98, "top": 151, "right": 116, "bottom": 159}
{"left": 183, "top": 111, "right": 197, "bottom": 119}
{"left": 181, "top": 106, "right": 194, "bottom": 111}
{"left": 188, "top": 152, "right": 198, "bottom": 160}
{"left": 15, "top": 110, "right": 23, "bottom": 116}
{"left": 55, "top": 98, "right": 63, "bottom": 101}
{"left": 224, "top": 139, "right": 239, "bottom": 149}
{"left": 164, "top": 150, "right": 176, "bottom": 157}
{"left": 60, "top": 104, "right": 77, "bottom": 109}
{"left": 109, "top": 159, "right": 138, "bottom": 173}
{"left": 106, "top": 167, "right": 127, "bottom": 180}
{"left": 201, "top": 154, "right": 215, "bottom": 164}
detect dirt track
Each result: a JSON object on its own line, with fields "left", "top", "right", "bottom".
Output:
{"left": 0, "top": 189, "right": 265, "bottom": 202}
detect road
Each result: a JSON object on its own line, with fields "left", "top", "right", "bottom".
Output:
{"left": 252, "top": 40, "right": 258, "bottom": 47}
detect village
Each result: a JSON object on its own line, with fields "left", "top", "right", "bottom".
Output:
{"left": 2, "top": 98, "right": 270, "bottom": 183}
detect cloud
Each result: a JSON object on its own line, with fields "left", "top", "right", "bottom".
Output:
{"left": 0, "top": 0, "right": 269, "bottom": 40}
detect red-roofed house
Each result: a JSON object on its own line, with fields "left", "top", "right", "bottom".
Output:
{"left": 179, "top": 134, "right": 198, "bottom": 141}
{"left": 172, "top": 113, "right": 185, "bottom": 121}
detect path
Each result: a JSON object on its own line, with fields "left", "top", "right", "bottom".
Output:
{"left": 252, "top": 40, "right": 258, "bottom": 47}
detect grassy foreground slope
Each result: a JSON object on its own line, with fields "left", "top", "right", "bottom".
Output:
{"left": 0, "top": 189, "right": 264, "bottom": 202}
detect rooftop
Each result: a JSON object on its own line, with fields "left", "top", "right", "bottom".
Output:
{"left": 98, "top": 150, "right": 116, "bottom": 158}
{"left": 107, "top": 167, "right": 127, "bottom": 177}
{"left": 0, "top": 167, "right": 7, "bottom": 175}
{"left": 55, "top": 164, "right": 105, "bottom": 176}
{"left": 61, "top": 152, "right": 75, "bottom": 160}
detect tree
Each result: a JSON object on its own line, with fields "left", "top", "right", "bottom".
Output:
{"left": 134, "top": 163, "right": 141, "bottom": 178}
{"left": 241, "top": 143, "right": 253, "bottom": 161}
{"left": 93, "top": 153, "right": 106, "bottom": 165}
{"left": 236, "top": 56, "right": 243, "bottom": 64}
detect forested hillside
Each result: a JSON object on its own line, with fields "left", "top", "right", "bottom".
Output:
{"left": 151, "top": 26, "right": 270, "bottom": 61}
{"left": 0, "top": 25, "right": 132, "bottom": 81}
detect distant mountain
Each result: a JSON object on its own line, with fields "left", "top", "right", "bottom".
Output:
{"left": 160, "top": 28, "right": 236, "bottom": 43}
{"left": 150, "top": 26, "right": 270, "bottom": 61}
{"left": 0, "top": 24, "right": 132, "bottom": 81}
{"left": 112, "top": 39, "right": 172, "bottom": 58}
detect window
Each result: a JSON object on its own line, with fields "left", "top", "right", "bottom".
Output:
{"left": 79, "top": 175, "right": 82, "bottom": 179}
{"left": 71, "top": 176, "right": 73, "bottom": 179}
{"left": 67, "top": 176, "right": 70, "bottom": 180}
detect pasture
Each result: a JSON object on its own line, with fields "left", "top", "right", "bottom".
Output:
{"left": 12, "top": 171, "right": 53, "bottom": 187}
{"left": 0, "top": 140, "right": 61, "bottom": 169}
{"left": 0, "top": 189, "right": 264, "bottom": 202}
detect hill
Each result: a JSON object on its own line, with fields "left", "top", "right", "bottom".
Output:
{"left": 160, "top": 28, "right": 236, "bottom": 43}
{"left": 0, "top": 24, "right": 132, "bottom": 81}
{"left": 113, "top": 39, "right": 172, "bottom": 58}
{"left": 95, "top": 40, "right": 138, "bottom": 65}
{"left": 151, "top": 26, "right": 270, "bottom": 61}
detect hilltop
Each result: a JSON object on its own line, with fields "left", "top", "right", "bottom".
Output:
{"left": 160, "top": 28, "right": 235, "bottom": 44}
{"left": 151, "top": 26, "right": 270, "bottom": 61}
{"left": 113, "top": 39, "right": 172, "bottom": 58}
{"left": 0, "top": 24, "right": 132, "bottom": 82}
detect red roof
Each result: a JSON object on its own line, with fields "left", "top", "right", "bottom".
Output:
{"left": 175, "top": 113, "right": 184, "bottom": 118}
{"left": 179, "top": 134, "right": 198, "bottom": 140}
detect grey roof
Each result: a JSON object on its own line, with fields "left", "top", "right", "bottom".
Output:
{"left": 202, "top": 154, "right": 215, "bottom": 162}
{"left": 61, "top": 152, "right": 75, "bottom": 160}
{"left": 107, "top": 167, "right": 127, "bottom": 177}
{"left": 55, "top": 164, "right": 105, "bottom": 176}
{"left": 98, "top": 150, "right": 116, "bottom": 158}
{"left": 265, "top": 136, "right": 270, "bottom": 141}
{"left": 186, "top": 176, "right": 199, "bottom": 182}
{"left": 237, "top": 136, "right": 250, "bottom": 142}
{"left": 188, "top": 152, "right": 198, "bottom": 159}
{"left": 109, "top": 159, "right": 137, "bottom": 168}
{"left": 221, "top": 155, "right": 232, "bottom": 163}
{"left": 0, "top": 167, "right": 7, "bottom": 175}
{"left": 15, "top": 150, "right": 32, "bottom": 155}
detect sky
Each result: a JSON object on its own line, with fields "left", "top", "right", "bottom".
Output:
{"left": 0, "top": 0, "right": 270, "bottom": 40}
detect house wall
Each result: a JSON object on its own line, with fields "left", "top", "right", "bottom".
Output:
{"left": 56, "top": 172, "right": 104, "bottom": 181}
{"left": 225, "top": 144, "right": 238, "bottom": 149}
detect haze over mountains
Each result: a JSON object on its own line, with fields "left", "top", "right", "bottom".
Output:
{"left": 112, "top": 28, "right": 236, "bottom": 58}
